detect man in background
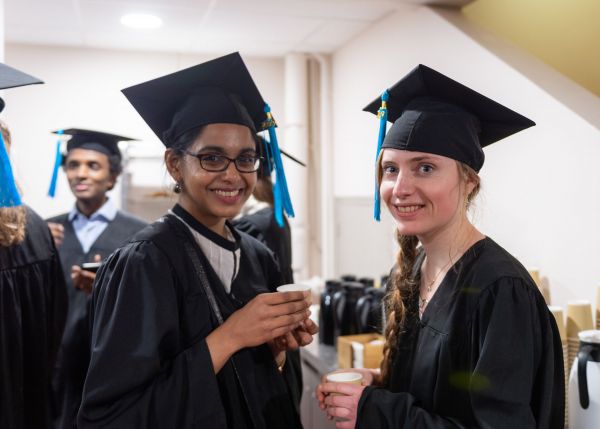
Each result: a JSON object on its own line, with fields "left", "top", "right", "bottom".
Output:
{"left": 47, "top": 129, "right": 147, "bottom": 429}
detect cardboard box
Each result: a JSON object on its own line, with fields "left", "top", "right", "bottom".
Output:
{"left": 337, "top": 333, "right": 385, "bottom": 369}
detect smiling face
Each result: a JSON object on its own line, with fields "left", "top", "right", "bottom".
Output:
{"left": 379, "top": 149, "right": 475, "bottom": 241}
{"left": 166, "top": 123, "right": 257, "bottom": 233}
{"left": 64, "top": 148, "right": 116, "bottom": 206}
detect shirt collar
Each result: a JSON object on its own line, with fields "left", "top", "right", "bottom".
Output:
{"left": 68, "top": 198, "right": 118, "bottom": 222}
{"left": 171, "top": 203, "right": 239, "bottom": 251}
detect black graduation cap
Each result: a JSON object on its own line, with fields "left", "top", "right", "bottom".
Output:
{"left": 121, "top": 52, "right": 296, "bottom": 226}
{"left": 121, "top": 52, "right": 268, "bottom": 147}
{"left": 363, "top": 64, "right": 535, "bottom": 173}
{"left": 0, "top": 63, "right": 43, "bottom": 207}
{"left": 0, "top": 62, "right": 43, "bottom": 92}
{"left": 364, "top": 64, "right": 535, "bottom": 221}
{"left": 47, "top": 128, "right": 136, "bottom": 197}
{"left": 52, "top": 128, "right": 135, "bottom": 158}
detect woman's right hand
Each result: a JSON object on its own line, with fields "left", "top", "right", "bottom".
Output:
{"left": 224, "top": 291, "right": 311, "bottom": 350}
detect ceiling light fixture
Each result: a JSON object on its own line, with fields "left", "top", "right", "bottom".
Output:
{"left": 120, "top": 13, "right": 163, "bottom": 30}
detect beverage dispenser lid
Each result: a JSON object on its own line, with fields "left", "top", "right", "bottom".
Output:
{"left": 578, "top": 330, "right": 600, "bottom": 344}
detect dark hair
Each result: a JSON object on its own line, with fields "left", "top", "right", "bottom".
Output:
{"left": 108, "top": 154, "right": 123, "bottom": 176}
{"left": 169, "top": 127, "right": 205, "bottom": 156}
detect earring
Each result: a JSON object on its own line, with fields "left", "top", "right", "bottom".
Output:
{"left": 173, "top": 182, "right": 182, "bottom": 194}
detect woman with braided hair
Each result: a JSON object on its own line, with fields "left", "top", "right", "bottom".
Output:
{"left": 317, "top": 65, "right": 564, "bottom": 428}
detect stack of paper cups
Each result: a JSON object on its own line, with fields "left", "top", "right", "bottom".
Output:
{"left": 528, "top": 268, "right": 550, "bottom": 304}
{"left": 549, "top": 306, "right": 568, "bottom": 428}
{"left": 566, "top": 300, "right": 593, "bottom": 371}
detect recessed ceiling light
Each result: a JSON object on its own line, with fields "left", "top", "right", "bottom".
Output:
{"left": 120, "top": 13, "right": 163, "bottom": 30}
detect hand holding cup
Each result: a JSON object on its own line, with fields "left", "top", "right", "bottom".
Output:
{"left": 317, "top": 370, "right": 367, "bottom": 427}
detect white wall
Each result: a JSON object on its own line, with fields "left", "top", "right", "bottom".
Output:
{"left": 331, "top": 6, "right": 600, "bottom": 311}
{"left": 2, "top": 44, "right": 285, "bottom": 218}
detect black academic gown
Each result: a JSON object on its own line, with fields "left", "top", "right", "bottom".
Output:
{"left": 78, "top": 204, "right": 302, "bottom": 429}
{"left": 0, "top": 205, "right": 68, "bottom": 429}
{"left": 357, "top": 237, "right": 564, "bottom": 429}
{"left": 234, "top": 207, "right": 294, "bottom": 285}
{"left": 47, "top": 210, "right": 147, "bottom": 429}
{"left": 233, "top": 207, "right": 303, "bottom": 411}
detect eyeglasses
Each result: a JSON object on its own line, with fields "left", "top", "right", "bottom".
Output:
{"left": 185, "top": 151, "right": 263, "bottom": 173}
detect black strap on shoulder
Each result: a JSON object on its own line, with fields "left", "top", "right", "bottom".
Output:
{"left": 166, "top": 213, "right": 224, "bottom": 325}
{"left": 164, "top": 213, "right": 258, "bottom": 428}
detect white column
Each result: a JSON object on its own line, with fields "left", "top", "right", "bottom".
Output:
{"left": 0, "top": 0, "right": 5, "bottom": 61}
{"left": 284, "top": 53, "right": 309, "bottom": 281}
{"left": 312, "top": 54, "right": 335, "bottom": 279}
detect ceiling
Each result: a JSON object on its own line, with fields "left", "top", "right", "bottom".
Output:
{"left": 4, "top": 0, "right": 470, "bottom": 56}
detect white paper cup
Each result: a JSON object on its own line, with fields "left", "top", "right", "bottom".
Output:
{"left": 326, "top": 371, "right": 363, "bottom": 384}
{"left": 326, "top": 371, "right": 363, "bottom": 396}
{"left": 276, "top": 283, "right": 312, "bottom": 304}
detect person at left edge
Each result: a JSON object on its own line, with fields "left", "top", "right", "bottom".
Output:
{"left": 0, "top": 63, "right": 68, "bottom": 429}
{"left": 78, "top": 52, "right": 317, "bottom": 429}
{"left": 45, "top": 128, "right": 147, "bottom": 429}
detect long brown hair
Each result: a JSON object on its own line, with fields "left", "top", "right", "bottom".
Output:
{"left": 378, "top": 154, "right": 481, "bottom": 384}
{"left": 0, "top": 120, "right": 27, "bottom": 247}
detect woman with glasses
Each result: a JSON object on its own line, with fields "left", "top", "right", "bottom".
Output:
{"left": 78, "top": 53, "right": 316, "bottom": 429}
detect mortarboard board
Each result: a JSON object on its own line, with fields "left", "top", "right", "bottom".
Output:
{"left": 122, "top": 52, "right": 268, "bottom": 147}
{"left": 0, "top": 63, "right": 44, "bottom": 207}
{"left": 121, "top": 52, "right": 295, "bottom": 226}
{"left": 47, "top": 128, "right": 136, "bottom": 198}
{"left": 364, "top": 64, "right": 535, "bottom": 220}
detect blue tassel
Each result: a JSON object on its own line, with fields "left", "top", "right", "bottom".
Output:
{"left": 0, "top": 132, "right": 22, "bottom": 207}
{"left": 48, "top": 129, "right": 64, "bottom": 198}
{"left": 374, "top": 90, "right": 389, "bottom": 221}
{"left": 263, "top": 104, "right": 294, "bottom": 228}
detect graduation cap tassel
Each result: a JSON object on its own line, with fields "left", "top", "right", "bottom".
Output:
{"left": 263, "top": 104, "right": 294, "bottom": 227}
{"left": 47, "top": 129, "right": 64, "bottom": 198}
{"left": 0, "top": 132, "right": 22, "bottom": 208}
{"left": 374, "top": 90, "right": 389, "bottom": 221}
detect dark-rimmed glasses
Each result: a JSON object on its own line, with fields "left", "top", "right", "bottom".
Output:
{"left": 185, "top": 151, "right": 262, "bottom": 173}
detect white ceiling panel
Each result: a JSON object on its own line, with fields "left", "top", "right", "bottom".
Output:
{"left": 213, "top": 0, "right": 398, "bottom": 21}
{"left": 194, "top": 10, "right": 324, "bottom": 43}
{"left": 300, "top": 20, "right": 372, "bottom": 50}
{"left": 4, "top": 0, "right": 466, "bottom": 56}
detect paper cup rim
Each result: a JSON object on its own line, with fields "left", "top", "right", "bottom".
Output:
{"left": 276, "top": 284, "right": 312, "bottom": 293}
{"left": 326, "top": 371, "right": 363, "bottom": 383}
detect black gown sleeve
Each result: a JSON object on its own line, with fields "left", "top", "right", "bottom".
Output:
{"left": 356, "top": 277, "right": 564, "bottom": 429}
{"left": 78, "top": 241, "right": 228, "bottom": 429}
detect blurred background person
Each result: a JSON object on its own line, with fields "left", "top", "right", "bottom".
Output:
{"left": 233, "top": 135, "right": 306, "bottom": 410}
{"left": 46, "top": 129, "right": 147, "bottom": 429}
{"left": 0, "top": 63, "right": 68, "bottom": 429}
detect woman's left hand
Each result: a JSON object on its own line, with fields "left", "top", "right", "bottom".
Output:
{"left": 271, "top": 318, "right": 319, "bottom": 352}
{"left": 319, "top": 382, "right": 366, "bottom": 429}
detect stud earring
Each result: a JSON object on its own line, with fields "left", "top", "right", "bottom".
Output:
{"left": 173, "top": 182, "right": 182, "bottom": 194}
